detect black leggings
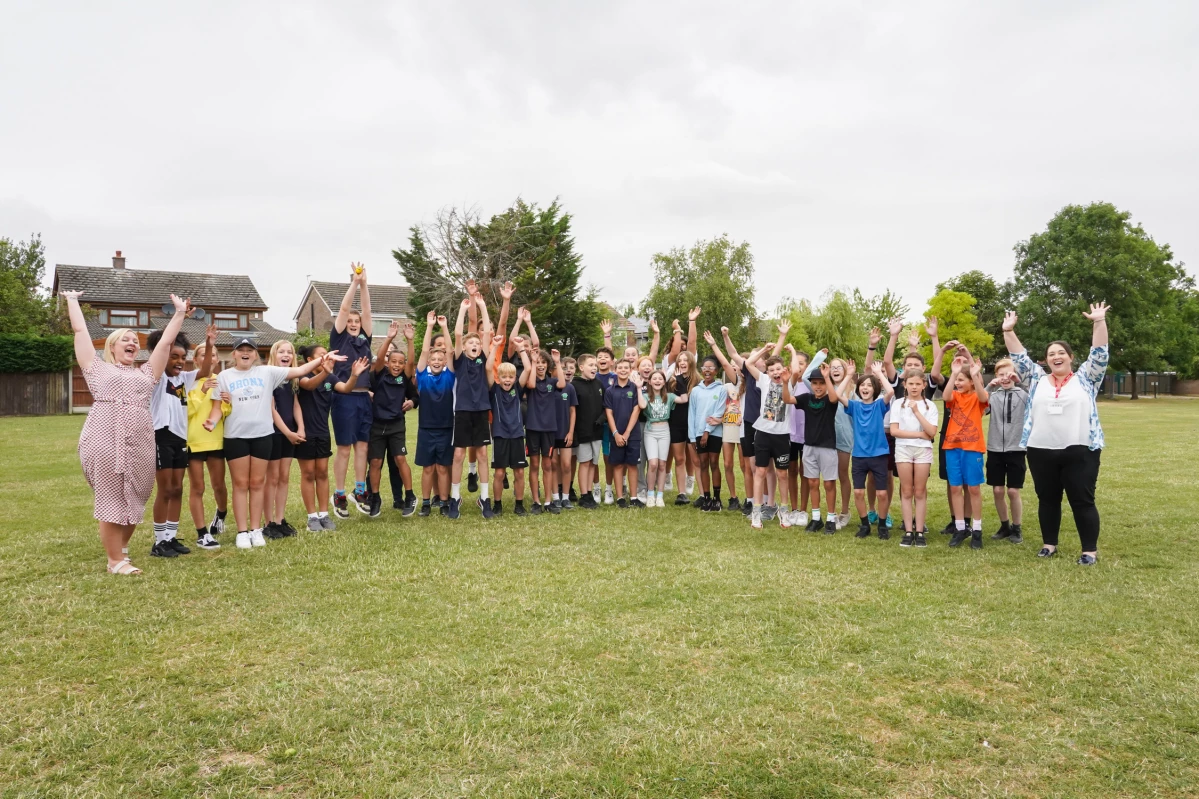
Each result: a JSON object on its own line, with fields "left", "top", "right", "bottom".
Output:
{"left": 1026, "top": 446, "right": 1101, "bottom": 551}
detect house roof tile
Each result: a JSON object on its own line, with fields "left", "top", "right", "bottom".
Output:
{"left": 55, "top": 264, "right": 267, "bottom": 310}
{"left": 304, "top": 281, "right": 414, "bottom": 320}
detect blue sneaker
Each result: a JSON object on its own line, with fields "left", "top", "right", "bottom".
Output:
{"left": 447, "top": 498, "right": 461, "bottom": 519}
{"left": 867, "top": 510, "right": 879, "bottom": 524}
{"left": 885, "top": 514, "right": 894, "bottom": 529}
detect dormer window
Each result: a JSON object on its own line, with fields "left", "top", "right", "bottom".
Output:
{"left": 214, "top": 312, "right": 249, "bottom": 330}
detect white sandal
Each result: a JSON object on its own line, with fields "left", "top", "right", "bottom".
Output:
{"left": 107, "top": 558, "right": 142, "bottom": 576}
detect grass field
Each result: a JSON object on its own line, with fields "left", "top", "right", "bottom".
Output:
{"left": 2, "top": 400, "right": 1199, "bottom": 798}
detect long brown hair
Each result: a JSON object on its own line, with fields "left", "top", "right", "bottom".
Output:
{"left": 673, "top": 351, "right": 700, "bottom": 393}
{"left": 646, "top": 370, "right": 671, "bottom": 404}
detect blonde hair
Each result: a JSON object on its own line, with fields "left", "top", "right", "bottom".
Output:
{"left": 994, "top": 358, "right": 1015, "bottom": 374}
{"left": 268, "top": 340, "right": 295, "bottom": 367}
{"left": 103, "top": 328, "right": 135, "bottom": 364}
{"left": 497, "top": 362, "right": 517, "bottom": 379}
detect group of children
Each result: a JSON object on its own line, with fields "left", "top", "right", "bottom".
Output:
{"left": 143, "top": 268, "right": 1032, "bottom": 557}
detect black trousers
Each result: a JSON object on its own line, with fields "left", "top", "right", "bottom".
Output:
{"left": 1026, "top": 446, "right": 1101, "bottom": 551}
{"left": 386, "top": 440, "right": 405, "bottom": 505}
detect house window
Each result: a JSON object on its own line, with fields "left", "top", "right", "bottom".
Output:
{"left": 213, "top": 312, "right": 247, "bottom": 330}
{"left": 372, "top": 318, "right": 393, "bottom": 336}
{"left": 103, "top": 309, "right": 139, "bottom": 328}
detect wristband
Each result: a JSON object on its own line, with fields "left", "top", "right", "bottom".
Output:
{"left": 868, "top": 346, "right": 877, "bottom": 351}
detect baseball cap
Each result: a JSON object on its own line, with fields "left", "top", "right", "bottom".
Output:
{"left": 232, "top": 337, "right": 256, "bottom": 350}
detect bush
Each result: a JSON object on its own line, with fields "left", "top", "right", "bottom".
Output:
{"left": 0, "top": 334, "right": 76, "bottom": 373}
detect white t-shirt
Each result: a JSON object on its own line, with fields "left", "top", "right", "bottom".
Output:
{"left": 150, "top": 369, "right": 197, "bottom": 440}
{"left": 889, "top": 397, "right": 938, "bottom": 449}
{"left": 218, "top": 365, "right": 290, "bottom": 439}
{"left": 753, "top": 373, "right": 790, "bottom": 435}
{"left": 1027, "top": 373, "right": 1090, "bottom": 449}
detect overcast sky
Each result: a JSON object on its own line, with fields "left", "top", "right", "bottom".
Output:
{"left": 3, "top": 0, "right": 1197, "bottom": 331}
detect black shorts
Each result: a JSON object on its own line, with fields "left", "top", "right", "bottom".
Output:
{"left": 694, "top": 433, "right": 723, "bottom": 454}
{"left": 789, "top": 440, "right": 803, "bottom": 464}
{"left": 852, "top": 454, "right": 891, "bottom": 490}
{"left": 754, "top": 431, "right": 791, "bottom": 469}
{"left": 453, "top": 410, "right": 491, "bottom": 449}
{"left": 938, "top": 437, "right": 949, "bottom": 482}
{"left": 526, "top": 430, "right": 555, "bottom": 458}
{"left": 155, "top": 428, "right": 189, "bottom": 470}
{"left": 609, "top": 438, "right": 641, "bottom": 466}
{"left": 189, "top": 448, "right": 223, "bottom": 462}
{"left": 224, "top": 435, "right": 273, "bottom": 461}
{"left": 986, "top": 450, "right": 1027, "bottom": 489}
{"left": 886, "top": 433, "right": 899, "bottom": 477}
{"left": 269, "top": 431, "right": 295, "bottom": 461}
{"left": 740, "top": 427, "right": 756, "bottom": 454}
{"left": 668, "top": 409, "right": 690, "bottom": 445}
{"left": 554, "top": 438, "right": 570, "bottom": 451}
{"left": 368, "top": 418, "right": 408, "bottom": 462}
{"left": 295, "top": 436, "right": 332, "bottom": 461}
{"left": 492, "top": 437, "right": 529, "bottom": 470}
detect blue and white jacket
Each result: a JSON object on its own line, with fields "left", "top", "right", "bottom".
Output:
{"left": 1009, "top": 345, "right": 1109, "bottom": 451}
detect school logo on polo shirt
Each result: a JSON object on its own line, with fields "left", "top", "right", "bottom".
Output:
{"left": 509, "top": 388, "right": 516, "bottom": 396}
{"left": 393, "top": 375, "right": 404, "bottom": 384}
{"left": 626, "top": 390, "right": 633, "bottom": 398}
{"left": 323, "top": 382, "right": 332, "bottom": 392}
{"left": 475, "top": 358, "right": 483, "bottom": 365}
{"left": 356, "top": 333, "right": 367, "bottom": 342}
{"left": 561, "top": 392, "right": 569, "bottom": 400}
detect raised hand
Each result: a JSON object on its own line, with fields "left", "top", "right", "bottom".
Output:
{"left": 820, "top": 362, "right": 831, "bottom": 379}
{"left": 460, "top": 297, "right": 472, "bottom": 310}
{"left": 492, "top": 334, "right": 505, "bottom": 348}
{"left": 907, "top": 327, "right": 920, "bottom": 351}
{"left": 671, "top": 319, "right": 681, "bottom": 333}
{"left": 511, "top": 335, "right": 525, "bottom": 350}
{"left": 650, "top": 318, "right": 659, "bottom": 334}
{"left": 888, "top": 317, "right": 903, "bottom": 337}
{"left": 846, "top": 359, "right": 857, "bottom": 375}
{"left": 784, "top": 343, "right": 795, "bottom": 354}
{"left": 941, "top": 339, "right": 960, "bottom": 354}
{"left": 971, "top": 357, "right": 983, "bottom": 377}
{"left": 630, "top": 372, "right": 644, "bottom": 388}
{"left": 869, "top": 327, "right": 881, "bottom": 347}
{"left": 350, "top": 262, "right": 366, "bottom": 282}
{"left": 517, "top": 306, "right": 529, "bottom": 322}
{"left": 387, "top": 320, "right": 400, "bottom": 339}
{"left": 600, "top": 319, "right": 612, "bottom": 335}
{"left": 426, "top": 310, "right": 436, "bottom": 326}
{"left": 500, "top": 281, "right": 515, "bottom": 300}
{"left": 403, "top": 321, "right": 416, "bottom": 341}
{"left": 60, "top": 289, "right": 84, "bottom": 301}
{"left": 925, "top": 316, "right": 939, "bottom": 338}
{"left": 170, "top": 294, "right": 188, "bottom": 314}
{"left": 551, "top": 348, "right": 561, "bottom": 363}
{"left": 777, "top": 320, "right": 791, "bottom": 336}
{"left": 436, "top": 315, "right": 447, "bottom": 328}
{"left": 474, "top": 293, "right": 487, "bottom": 310}
{"left": 323, "top": 350, "right": 348, "bottom": 365}
{"left": 688, "top": 306, "right": 702, "bottom": 322}
{"left": 870, "top": 360, "right": 885, "bottom": 377}
{"left": 703, "top": 330, "right": 716, "bottom": 346}
{"left": 206, "top": 323, "right": 218, "bottom": 345}
{"left": 465, "top": 278, "right": 478, "bottom": 297}
{"left": 351, "top": 356, "right": 369, "bottom": 376}
{"left": 1002, "top": 311, "right": 1018, "bottom": 332}
{"left": 1083, "top": 302, "right": 1109, "bottom": 322}
{"left": 720, "top": 325, "right": 729, "bottom": 337}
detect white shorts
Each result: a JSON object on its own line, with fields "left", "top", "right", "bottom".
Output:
{"left": 802, "top": 445, "right": 839, "bottom": 481}
{"left": 894, "top": 443, "right": 934, "bottom": 465}
{"left": 644, "top": 423, "right": 671, "bottom": 461}
{"left": 574, "top": 440, "right": 601, "bottom": 463}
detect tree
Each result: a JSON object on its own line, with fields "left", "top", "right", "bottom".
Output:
{"left": 291, "top": 327, "right": 329, "bottom": 353}
{"left": 639, "top": 235, "right": 756, "bottom": 346}
{"left": 919, "top": 289, "right": 993, "bottom": 375}
{"left": 393, "top": 199, "right": 603, "bottom": 355}
{"left": 935, "top": 270, "right": 1006, "bottom": 356}
{"left": 1011, "top": 203, "right": 1190, "bottom": 399}
{"left": 853, "top": 288, "right": 910, "bottom": 330}
{"left": 1, "top": 234, "right": 52, "bottom": 334}
{"left": 1162, "top": 285, "right": 1199, "bottom": 380}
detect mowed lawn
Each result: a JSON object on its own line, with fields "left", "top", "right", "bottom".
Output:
{"left": 2, "top": 401, "right": 1198, "bottom": 798}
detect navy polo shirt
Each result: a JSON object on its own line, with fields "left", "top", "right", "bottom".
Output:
{"left": 604, "top": 380, "right": 642, "bottom": 440}
{"left": 490, "top": 383, "right": 525, "bottom": 439}
{"left": 454, "top": 352, "right": 490, "bottom": 412}
{"left": 416, "top": 367, "right": 455, "bottom": 429}
{"left": 525, "top": 375, "right": 560, "bottom": 432}
{"left": 742, "top": 362, "right": 762, "bottom": 427}
{"left": 329, "top": 325, "right": 373, "bottom": 383}
{"left": 555, "top": 382, "right": 579, "bottom": 441}
{"left": 272, "top": 384, "right": 297, "bottom": 431}
{"left": 297, "top": 377, "right": 335, "bottom": 439}
{"left": 370, "top": 369, "right": 418, "bottom": 422}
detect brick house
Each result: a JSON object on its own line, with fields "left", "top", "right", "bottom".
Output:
{"left": 53, "top": 251, "right": 292, "bottom": 411}
{"left": 293, "top": 280, "right": 414, "bottom": 337}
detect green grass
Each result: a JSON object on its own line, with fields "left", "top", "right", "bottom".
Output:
{"left": 2, "top": 400, "right": 1198, "bottom": 798}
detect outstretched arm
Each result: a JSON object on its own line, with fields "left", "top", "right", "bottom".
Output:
{"left": 601, "top": 318, "right": 613, "bottom": 350}
{"left": 1086, "top": 302, "right": 1109, "bottom": 348}
{"left": 149, "top": 295, "right": 190, "bottom": 382}
{"left": 454, "top": 298, "right": 469, "bottom": 359}
{"left": 1002, "top": 310, "right": 1024, "bottom": 354}
{"left": 705, "top": 331, "right": 737, "bottom": 383}
{"left": 496, "top": 282, "right": 514, "bottom": 350}
{"left": 417, "top": 311, "right": 435, "bottom": 372}
{"left": 287, "top": 350, "right": 345, "bottom": 382}
{"left": 358, "top": 266, "right": 372, "bottom": 336}
{"left": 882, "top": 318, "right": 901, "bottom": 381}
{"left": 335, "top": 268, "right": 361, "bottom": 333}
{"left": 373, "top": 321, "right": 399, "bottom": 373}
{"left": 403, "top": 321, "right": 416, "bottom": 379}
{"left": 485, "top": 333, "right": 503, "bottom": 387}
{"left": 61, "top": 291, "right": 96, "bottom": 370}
{"left": 475, "top": 293, "right": 493, "bottom": 341}
{"left": 687, "top": 307, "right": 701, "bottom": 356}
{"left": 196, "top": 324, "right": 217, "bottom": 379}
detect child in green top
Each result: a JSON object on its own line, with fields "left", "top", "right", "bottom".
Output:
{"left": 643, "top": 370, "right": 687, "bottom": 507}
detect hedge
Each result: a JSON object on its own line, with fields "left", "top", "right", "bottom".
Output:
{"left": 0, "top": 334, "right": 77, "bottom": 374}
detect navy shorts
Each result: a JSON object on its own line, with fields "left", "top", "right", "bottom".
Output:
{"left": 415, "top": 427, "right": 453, "bottom": 468}
{"left": 331, "top": 392, "right": 372, "bottom": 446}
{"left": 609, "top": 438, "right": 641, "bottom": 466}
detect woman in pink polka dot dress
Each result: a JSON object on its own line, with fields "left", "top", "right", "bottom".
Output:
{"left": 64, "top": 290, "right": 191, "bottom": 575}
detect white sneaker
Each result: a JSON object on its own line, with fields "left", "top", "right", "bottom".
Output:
{"left": 604, "top": 487, "right": 614, "bottom": 505}
{"left": 751, "top": 508, "right": 762, "bottom": 529}
{"left": 686, "top": 476, "right": 696, "bottom": 494}
{"left": 592, "top": 485, "right": 601, "bottom": 503}
{"left": 657, "top": 494, "right": 666, "bottom": 508}
{"left": 779, "top": 510, "right": 792, "bottom": 529}
{"left": 250, "top": 529, "right": 266, "bottom": 547}
{"left": 208, "top": 513, "right": 225, "bottom": 536}
{"left": 838, "top": 513, "right": 850, "bottom": 530}
{"left": 795, "top": 510, "right": 809, "bottom": 527}
{"left": 665, "top": 474, "right": 674, "bottom": 491}
{"left": 235, "top": 532, "right": 252, "bottom": 550}
{"left": 638, "top": 489, "right": 648, "bottom": 504}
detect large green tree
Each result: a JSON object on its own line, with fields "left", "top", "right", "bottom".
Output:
{"left": 934, "top": 270, "right": 1008, "bottom": 356}
{"left": 852, "top": 288, "right": 910, "bottom": 331}
{"left": 919, "top": 289, "right": 993, "bottom": 375}
{"left": 1, "top": 234, "right": 57, "bottom": 334}
{"left": 394, "top": 199, "right": 603, "bottom": 355}
{"left": 639, "top": 235, "right": 756, "bottom": 346}
{"left": 1010, "top": 203, "right": 1190, "bottom": 398}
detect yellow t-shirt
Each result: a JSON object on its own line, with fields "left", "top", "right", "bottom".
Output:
{"left": 187, "top": 383, "right": 230, "bottom": 453}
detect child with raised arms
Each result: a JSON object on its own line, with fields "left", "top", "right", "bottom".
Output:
{"left": 942, "top": 346, "right": 990, "bottom": 549}
{"left": 641, "top": 369, "right": 688, "bottom": 507}
{"left": 741, "top": 322, "right": 791, "bottom": 529}
{"left": 788, "top": 356, "right": 853, "bottom": 534}
{"left": 488, "top": 333, "right": 532, "bottom": 516}
{"left": 415, "top": 312, "right": 456, "bottom": 517}
{"left": 836, "top": 361, "right": 896, "bottom": 539}
{"left": 524, "top": 347, "right": 566, "bottom": 514}
{"left": 604, "top": 358, "right": 647, "bottom": 507}
{"left": 264, "top": 339, "right": 304, "bottom": 538}
{"left": 185, "top": 340, "right": 228, "bottom": 550}
{"left": 451, "top": 295, "right": 495, "bottom": 518}
{"left": 328, "top": 265, "right": 374, "bottom": 518}
{"left": 295, "top": 344, "right": 338, "bottom": 531}
{"left": 889, "top": 369, "right": 939, "bottom": 547}
{"left": 704, "top": 330, "right": 744, "bottom": 511}
{"left": 571, "top": 354, "right": 606, "bottom": 509}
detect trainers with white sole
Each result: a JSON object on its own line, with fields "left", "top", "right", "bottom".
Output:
{"left": 795, "top": 510, "right": 809, "bottom": 527}
{"left": 603, "top": 487, "right": 614, "bottom": 505}
{"left": 250, "top": 529, "right": 266, "bottom": 547}
{"left": 751, "top": 508, "right": 763, "bottom": 529}
{"left": 235, "top": 532, "right": 252, "bottom": 550}
{"left": 196, "top": 532, "right": 220, "bottom": 550}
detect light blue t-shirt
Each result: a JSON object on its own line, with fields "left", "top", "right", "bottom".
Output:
{"left": 846, "top": 397, "right": 890, "bottom": 458}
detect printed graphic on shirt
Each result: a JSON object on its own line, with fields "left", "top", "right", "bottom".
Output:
{"left": 164, "top": 379, "right": 187, "bottom": 406}
{"left": 947, "top": 401, "right": 984, "bottom": 447}
{"left": 761, "top": 381, "right": 786, "bottom": 422}
{"left": 722, "top": 396, "right": 742, "bottom": 426}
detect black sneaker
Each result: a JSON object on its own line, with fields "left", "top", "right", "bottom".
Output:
{"left": 824, "top": 519, "right": 836, "bottom": 534}
{"left": 493, "top": 500, "right": 503, "bottom": 516}
{"left": 855, "top": 522, "right": 871, "bottom": 538}
{"left": 1077, "top": 554, "right": 1097, "bottom": 566}
{"left": 196, "top": 532, "right": 220, "bottom": 549}
{"left": 560, "top": 498, "right": 575, "bottom": 511}
{"left": 447, "top": 498, "right": 461, "bottom": 519}
{"left": 418, "top": 501, "right": 431, "bottom": 517}
{"left": 691, "top": 495, "right": 705, "bottom": 508}
{"left": 549, "top": 500, "right": 561, "bottom": 515}
{"left": 514, "top": 501, "right": 527, "bottom": 516}
{"left": 617, "top": 497, "right": 629, "bottom": 508}
{"left": 402, "top": 497, "right": 418, "bottom": 518}
{"left": 263, "top": 522, "right": 286, "bottom": 540}
{"left": 278, "top": 519, "right": 298, "bottom": 537}
{"left": 1037, "top": 546, "right": 1056, "bottom": 558}
{"left": 877, "top": 521, "right": 890, "bottom": 541}
{"left": 393, "top": 499, "right": 404, "bottom": 510}
{"left": 568, "top": 488, "right": 578, "bottom": 503}
{"left": 900, "top": 529, "right": 914, "bottom": 547}
{"left": 167, "top": 537, "right": 191, "bottom": 554}
{"left": 914, "top": 531, "right": 927, "bottom": 547}
{"left": 806, "top": 518, "right": 822, "bottom": 533}
{"left": 369, "top": 493, "right": 382, "bottom": 518}
{"left": 970, "top": 531, "right": 983, "bottom": 550}
{"left": 741, "top": 501, "right": 753, "bottom": 517}
{"left": 949, "top": 529, "right": 970, "bottom": 547}
{"left": 478, "top": 498, "right": 495, "bottom": 519}
{"left": 1008, "top": 525, "right": 1023, "bottom": 544}
{"left": 991, "top": 524, "right": 1012, "bottom": 540}
{"left": 630, "top": 498, "right": 645, "bottom": 508}
{"left": 709, "top": 499, "right": 722, "bottom": 513}
{"left": 150, "top": 540, "right": 179, "bottom": 558}
{"left": 468, "top": 472, "right": 479, "bottom": 493}
{"left": 439, "top": 501, "right": 449, "bottom": 517}
{"left": 332, "top": 493, "right": 350, "bottom": 519}
{"left": 675, "top": 493, "right": 690, "bottom": 506}
{"left": 939, "top": 521, "right": 956, "bottom": 536}
{"left": 431, "top": 497, "right": 443, "bottom": 510}
{"left": 578, "top": 494, "right": 597, "bottom": 510}
{"left": 530, "top": 502, "right": 543, "bottom": 515}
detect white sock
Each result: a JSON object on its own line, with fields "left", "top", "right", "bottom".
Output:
{"left": 812, "top": 509, "right": 821, "bottom": 522}
{"left": 153, "top": 523, "right": 168, "bottom": 544}
{"left": 317, "top": 511, "right": 328, "bottom": 518}
{"left": 955, "top": 519, "right": 966, "bottom": 531}
{"left": 481, "top": 483, "right": 489, "bottom": 500}
{"left": 308, "top": 512, "right": 319, "bottom": 520}
{"left": 606, "top": 483, "right": 613, "bottom": 492}
{"left": 166, "top": 520, "right": 179, "bottom": 540}
{"left": 972, "top": 518, "right": 983, "bottom": 531}
{"left": 468, "top": 462, "right": 477, "bottom": 475}
{"left": 252, "top": 527, "right": 261, "bottom": 535}
{"left": 451, "top": 483, "right": 461, "bottom": 500}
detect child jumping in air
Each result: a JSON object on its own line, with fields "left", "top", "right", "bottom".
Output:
{"left": 986, "top": 358, "right": 1029, "bottom": 544}
{"left": 889, "top": 369, "right": 939, "bottom": 547}
{"left": 295, "top": 345, "right": 338, "bottom": 532}
{"left": 942, "top": 346, "right": 990, "bottom": 549}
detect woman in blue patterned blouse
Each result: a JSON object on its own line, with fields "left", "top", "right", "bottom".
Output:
{"left": 1002, "top": 303, "right": 1110, "bottom": 565}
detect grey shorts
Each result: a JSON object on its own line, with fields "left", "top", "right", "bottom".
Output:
{"left": 802, "top": 445, "right": 839, "bottom": 481}
{"left": 574, "top": 440, "right": 602, "bottom": 463}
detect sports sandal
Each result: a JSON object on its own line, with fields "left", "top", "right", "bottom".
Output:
{"left": 107, "top": 558, "right": 142, "bottom": 576}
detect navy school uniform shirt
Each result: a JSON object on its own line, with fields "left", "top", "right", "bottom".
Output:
{"left": 555, "top": 382, "right": 579, "bottom": 442}
{"left": 297, "top": 375, "right": 336, "bottom": 440}
{"left": 369, "top": 368, "right": 419, "bottom": 422}
{"left": 454, "top": 352, "right": 490, "bottom": 412}
{"left": 598, "top": 370, "right": 618, "bottom": 391}
{"left": 742, "top": 362, "right": 762, "bottom": 427}
{"left": 525, "top": 374, "right": 561, "bottom": 433}
{"left": 604, "top": 381, "right": 643, "bottom": 441}
{"left": 416, "top": 367, "right": 455, "bottom": 429}
{"left": 329, "top": 325, "right": 373, "bottom": 383}
{"left": 490, "top": 382, "right": 525, "bottom": 440}
{"left": 571, "top": 375, "right": 606, "bottom": 444}
{"left": 272, "top": 383, "right": 298, "bottom": 432}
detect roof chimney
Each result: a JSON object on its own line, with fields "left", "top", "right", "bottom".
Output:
{"left": 113, "top": 250, "right": 125, "bottom": 269}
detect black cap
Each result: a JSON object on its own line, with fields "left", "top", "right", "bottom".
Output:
{"left": 232, "top": 337, "right": 256, "bottom": 350}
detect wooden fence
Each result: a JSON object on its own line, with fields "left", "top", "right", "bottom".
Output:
{"left": 0, "top": 371, "right": 72, "bottom": 416}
